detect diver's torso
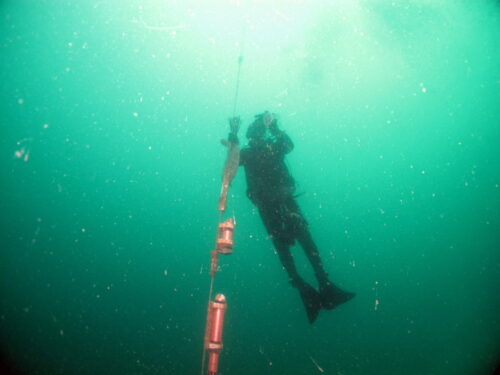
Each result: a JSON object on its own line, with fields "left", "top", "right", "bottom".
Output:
{"left": 241, "top": 142, "right": 295, "bottom": 204}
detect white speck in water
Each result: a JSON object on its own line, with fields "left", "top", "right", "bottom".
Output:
{"left": 133, "top": 112, "right": 139, "bottom": 117}
{"left": 14, "top": 148, "right": 24, "bottom": 158}
{"left": 17, "top": 98, "right": 24, "bottom": 104}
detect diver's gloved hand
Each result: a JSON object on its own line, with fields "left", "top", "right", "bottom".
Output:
{"left": 228, "top": 116, "right": 241, "bottom": 134}
{"left": 262, "top": 111, "right": 274, "bottom": 128}
{"left": 263, "top": 111, "right": 279, "bottom": 134}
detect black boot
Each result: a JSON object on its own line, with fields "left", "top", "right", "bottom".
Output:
{"left": 291, "top": 278, "right": 322, "bottom": 324}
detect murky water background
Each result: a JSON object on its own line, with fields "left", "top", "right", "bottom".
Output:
{"left": 1, "top": 1, "right": 499, "bottom": 374}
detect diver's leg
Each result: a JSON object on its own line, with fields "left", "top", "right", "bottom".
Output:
{"left": 295, "top": 227, "right": 329, "bottom": 283}
{"left": 280, "top": 198, "right": 329, "bottom": 282}
{"left": 289, "top": 200, "right": 355, "bottom": 310}
{"left": 296, "top": 229, "right": 355, "bottom": 310}
{"left": 256, "top": 203, "right": 300, "bottom": 283}
{"left": 272, "top": 240, "right": 300, "bottom": 282}
{"left": 273, "top": 240, "right": 321, "bottom": 323}
{"left": 257, "top": 201, "right": 321, "bottom": 322}
{"left": 268, "top": 202, "right": 322, "bottom": 322}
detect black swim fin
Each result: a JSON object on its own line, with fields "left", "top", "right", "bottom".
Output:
{"left": 296, "top": 282, "right": 322, "bottom": 324}
{"left": 320, "top": 282, "right": 355, "bottom": 310}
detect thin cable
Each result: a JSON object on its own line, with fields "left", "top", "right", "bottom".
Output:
{"left": 231, "top": 56, "right": 243, "bottom": 117}
{"left": 231, "top": 28, "right": 246, "bottom": 117}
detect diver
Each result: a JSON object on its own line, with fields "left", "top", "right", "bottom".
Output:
{"left": 227, "top": 111, "right": 355, "bottom": 323}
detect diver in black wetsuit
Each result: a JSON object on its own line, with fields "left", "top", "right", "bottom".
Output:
{"left": 228, "top": 111, "right": 355, "bottom": 323}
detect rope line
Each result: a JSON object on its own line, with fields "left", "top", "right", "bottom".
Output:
{"left": 232, "top": 28, "right": 246, "bottom": 117}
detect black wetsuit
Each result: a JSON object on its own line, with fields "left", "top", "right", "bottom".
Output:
{"left": 234, "top": 129, "right": 327, "bottom": 283}
{"left": 240, "top": 130, "right": 302, "bottom": 245}
{"left": 229, "top": 122, "right": 355, "bottom": 323}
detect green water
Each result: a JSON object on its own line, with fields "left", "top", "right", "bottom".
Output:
{"left": 1, "top": 1, "right": 499, "bottom": 374}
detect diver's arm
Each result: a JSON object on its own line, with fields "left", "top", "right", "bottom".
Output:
{"left": 269, "top": 121, "right": 294, "bottom": 154}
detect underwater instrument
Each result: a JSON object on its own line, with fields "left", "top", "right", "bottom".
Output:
{"left": 218, "top": 32, "right": 245, "bottom": 213}
{"left": 218, "top": 139, "right": 240, "bottom": 212}
{"left": 216, "top": 219, "right": 235, "bottom": 255}
{"left": 202, "top": 216, "right": 234, "bottom": 375}
{"left": 204, "top": 294, "right": 227, "bottom": 375}
{"left": 201, "top": 26, "right": 245, "bottom": 375}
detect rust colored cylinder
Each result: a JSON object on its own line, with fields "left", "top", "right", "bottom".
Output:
{"left": 216, "top": 219, "right": 234, "bottom": 254}
{"left": 209, "top": 294, "right": 226, "bottom": 344}
{"left": 205, "top": 294, "right": 227, "bottom": 375}
{"left": 207, "top": 352, "right": 220, "bottom": 375}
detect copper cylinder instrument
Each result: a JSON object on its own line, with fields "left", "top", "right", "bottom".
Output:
{"left": 216, "top": 219, "right": 234, "bottom": 255}
{"left": 204, "top": 294, "right": 227, "bottom": 375}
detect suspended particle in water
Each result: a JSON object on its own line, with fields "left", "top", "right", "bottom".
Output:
{"left": 309, "top": 355, "right": 324, "bottom": 373}
{"left": 14, "top": 148, "right": 25, "bottom": 159}
{"left": 14, "top": 146, "right": 30, "bottom": 162}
